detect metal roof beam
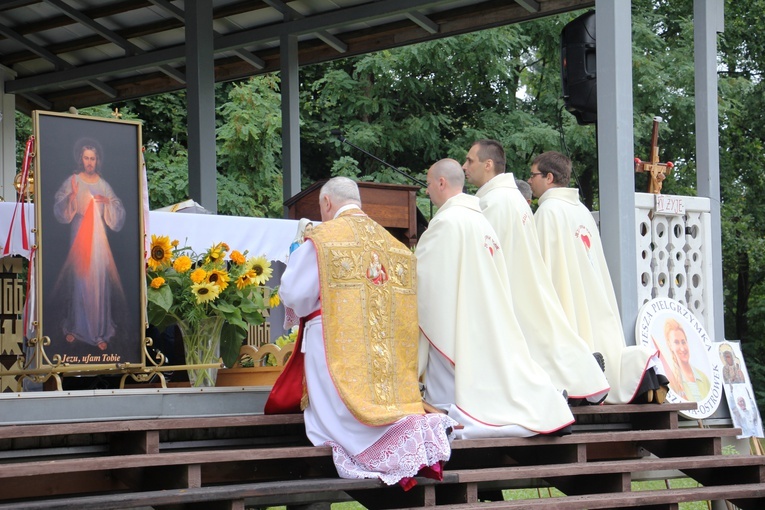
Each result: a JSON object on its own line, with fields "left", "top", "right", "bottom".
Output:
{"left": 218, "top": 0, "right": 452, "bottom": 52}
{"left": 43, "top": 0, "right": 137, "bottom": 55}
{"left": 5, "top": 0, "right": 509, "bottom": 95}
{"left": 0, "top": 20, "right": 118, "bottom": 97}
{"left": 45, "top": 0, "right": 186, "bottom": 84}
{"left": 19, "top": 92, "right": 53, "bottom": 110}
{"left": 514, "top": 0, "right": 541, "bottom": 12}
{"left": 6, "top": 45, "right": 183, "bottom": 94}
{"left": 149, "top": 0, "right": 264, "bottom": 70}
{"left": 406, "top": 11, "right": 440, "bottom": 34}
{"left": 263, "top": 0, "right": 347, "bottom": 53}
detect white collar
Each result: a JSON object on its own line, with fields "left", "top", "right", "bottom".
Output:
{"left": 334, "top": 203, "right": 361, "bottom": 219}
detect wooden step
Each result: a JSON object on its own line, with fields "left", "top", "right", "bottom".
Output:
{"left": 0, "top": 427, "right": 739, "bottom": 480}
{"left": 451, "top": 454, "right": 765, "bottom": 484}
{"left": 406, "top": 482, "right": 765, "bottom": 509}
{"left": 0, "top": 414, "right": 306, "bottom": 440}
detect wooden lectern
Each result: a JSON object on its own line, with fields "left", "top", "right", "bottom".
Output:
{"left": 284, "top": 181, "right": 423, "bottom": 247}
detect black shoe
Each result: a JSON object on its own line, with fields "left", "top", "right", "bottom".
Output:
{"left": 568, "top": 397, "right": 585, "bottom": 407}
{"left": 631, "top": 368, "right": 660, "bottom": 404}
{"left": 593, "top": 352, "right": 606, "bottom": 372}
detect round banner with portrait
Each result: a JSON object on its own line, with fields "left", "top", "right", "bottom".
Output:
{"left": 636, "top": 297, "right": 723, "bottom": 419}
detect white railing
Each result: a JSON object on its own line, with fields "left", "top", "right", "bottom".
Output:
{"left": 634, "top": 193, "right": 715, "bottom": 335}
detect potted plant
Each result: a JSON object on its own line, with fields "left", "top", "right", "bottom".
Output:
{"left": 145, "top": 235, "right": 274, "bottom": 387}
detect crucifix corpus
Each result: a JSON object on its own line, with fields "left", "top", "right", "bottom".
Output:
{"left": 635, "top": 116, "right": 674, "bottom": 194}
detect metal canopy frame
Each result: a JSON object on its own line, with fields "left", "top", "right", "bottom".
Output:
{"left": 0, "top": 0, "right": 593, "bottom": 113}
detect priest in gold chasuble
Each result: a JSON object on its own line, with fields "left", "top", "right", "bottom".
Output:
{"left": 276, "top": 177, "right": 455, "bottom": 488}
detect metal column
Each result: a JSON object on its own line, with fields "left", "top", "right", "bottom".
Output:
{"left": 0, "top": 65, "right": 16, "bottom": 202}
{"left": 281, "top": 33, "right": 301, "bottom": 216}
{"left": 186, "top": 0, "right": 217, "bottom": 213}
{"left": 595, "top": 1, "right": 638, "bottom": 344}
{"left": 694, "top": 0, "right": 725, "bottom": 341}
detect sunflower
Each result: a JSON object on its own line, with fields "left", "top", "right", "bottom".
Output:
{"left": 235, "top": 270, "right": 256, "bottom": 290}
{"left": 269, "top": 291, "right": 281, "bottom": 308}
{"left": 190, "top": 268, "right": 207, "bottom": 284}
{"left": 171, "top": 239, "right": 179, "bottom": 247}
{"left": 173, "top": 255, "right": 192, "bottom": 273}
{"left": 149, "top": 235, "right": 172, "bottom": 270}
{"left": 229, "top": 250, "right": 246, "bottom": 265}
{"left": 249, "top": 256, "right": 273, "bottom": 285}
{"left": 205, "top": 242, "right": 227, "bottom": 264}
{"left": 150, "top": 276, "right": 165, "bottom": 289}
{"left": 191, "top": 281, "right": 221, "bottom": 304}
{"left": 207, "top": 269, "right": 230, "bottom": 291}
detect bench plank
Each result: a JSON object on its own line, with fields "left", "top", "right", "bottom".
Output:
{"left": 401, "top": 483, "right": 765, "bottom": 509}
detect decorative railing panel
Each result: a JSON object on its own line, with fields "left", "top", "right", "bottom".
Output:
{"left": 635, "top": 193, "right": 714, "bottom": 334}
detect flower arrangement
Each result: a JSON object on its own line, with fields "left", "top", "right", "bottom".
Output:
{"left": 146, "top": 235, "right": 276, "bottom": 385}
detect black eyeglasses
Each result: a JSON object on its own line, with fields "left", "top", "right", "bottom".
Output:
{"left": 529, "top": 172, "right": 545, "bottom": 178}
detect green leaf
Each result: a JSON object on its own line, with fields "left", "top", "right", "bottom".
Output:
{"left": 220, "top": 323, "right": 245, "bottom": 368}
{"left": 147, "top": 285, "right": 173, "bottom": 311}
{"left": 211, "top": 301, "right": 237, "bottom": 314}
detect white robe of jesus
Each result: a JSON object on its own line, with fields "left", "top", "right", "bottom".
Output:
{"left": 416, "top": 193, "right": 574, "bottom": 438}
{"left": 535, "top": 187, "right": 658, "bottom": 404}
{"left": 476, "top": 173, "right": 610, "bottom": 402}
{"left": 280, "top": 236, "right": 455, "bottom": 485}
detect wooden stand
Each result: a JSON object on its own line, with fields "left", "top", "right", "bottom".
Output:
{"left": 284, "top": 180, "right": 424, "bottom": 247}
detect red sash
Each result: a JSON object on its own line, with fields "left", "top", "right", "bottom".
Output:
{"left": 264, "top": 309, "right": 321, "bottom": 414}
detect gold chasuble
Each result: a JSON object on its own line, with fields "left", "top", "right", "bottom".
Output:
{"left": 306, "top": 211, "right": 424, "bottom": 426}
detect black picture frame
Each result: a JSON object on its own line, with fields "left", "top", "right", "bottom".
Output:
{"left": 33, "top": 111, "right": 145, "bottom": 367}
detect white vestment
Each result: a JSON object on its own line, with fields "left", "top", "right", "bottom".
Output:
{"left": 416, "top": 193, "right": 574, "bottom": 438}
{"left": 535, "top": 187, "right": 657, "bottom": 404}
{"left": 280, "top": 238, "right": 455, "bottom": 485}
{"left": 476, "top": 174, "right": 610, "bottom": 402}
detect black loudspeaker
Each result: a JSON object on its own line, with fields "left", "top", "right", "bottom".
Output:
{"left": 561, "top": 10, "right": 596, "bottom": 125}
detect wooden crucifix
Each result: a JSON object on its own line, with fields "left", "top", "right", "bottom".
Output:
{"left": 635, "top": 116, "right": 674, "bottom": 194}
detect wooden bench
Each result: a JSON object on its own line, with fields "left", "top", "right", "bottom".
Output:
{"left": 0, "top": 403, "right": 762, "bottom": 509}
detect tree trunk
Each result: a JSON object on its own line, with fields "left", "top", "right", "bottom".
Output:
{"left": 736, "top": 250, "right": 750, "bottom": 341}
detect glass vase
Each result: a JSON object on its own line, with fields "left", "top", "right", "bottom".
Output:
{"left": 178, "top": 316, "right": 225, "bottom": 387}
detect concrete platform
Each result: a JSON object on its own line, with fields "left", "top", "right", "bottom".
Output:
{"left": 0, "top": 386, "right": 272, "bottom": 425}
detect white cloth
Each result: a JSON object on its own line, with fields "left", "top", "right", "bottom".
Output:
{"left": 416, "top": 193, "right": 574, "bottom": 438}
{"left": 0, "top": 202, "right": 299, "bottom": 264}
{"left": 535, "top": 187, "right": 658, "bottom": 404}
{"left": 476, "top": 174, "right": 610, "bottom": 402}
{"left": 279, "top": 239, "right": 455, "bottom": 485}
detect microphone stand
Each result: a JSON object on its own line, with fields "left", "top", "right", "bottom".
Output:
{"left": 333, "top": 131, "right": 427, "bottom": 187}
{"left": 333, "top": 130, "right": 432, "bottom": 218}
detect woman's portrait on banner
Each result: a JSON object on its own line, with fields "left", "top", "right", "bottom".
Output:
{"left": 637, "top": 297, "right": 723, "bottom": 419}
{"left": 662, "top": 317, "right": 711, "bottom": 402}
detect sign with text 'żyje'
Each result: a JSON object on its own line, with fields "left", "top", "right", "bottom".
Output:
{"left": 654, "top": 194, "right": 686, "bottom": 216}
{"left": 636, "top": 297, "right": 723, "bottom": 419}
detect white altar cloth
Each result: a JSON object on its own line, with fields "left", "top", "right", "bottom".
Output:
{"left": 0, "top": 202, "right": 300, "bottom": 262}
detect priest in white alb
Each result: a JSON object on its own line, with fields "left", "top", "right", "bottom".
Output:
{"left": 267, "top": 177, "right": 456, "bottom": 489}
{"left": 464, "top": 140, "right": 610, "bottom": 405}
{"left": 529, "top": 151, "right": 666, "bottom": 404}
{"left": 417, "top": 159, "right": 575, "bottom": 438}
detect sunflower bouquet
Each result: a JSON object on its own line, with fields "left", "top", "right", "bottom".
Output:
{"left": 146, "top": 235, "right": 275, "bottom": 385}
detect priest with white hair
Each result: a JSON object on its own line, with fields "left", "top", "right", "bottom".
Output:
{"left": 268, "top": 176, "right": 456, "bottom": 490}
